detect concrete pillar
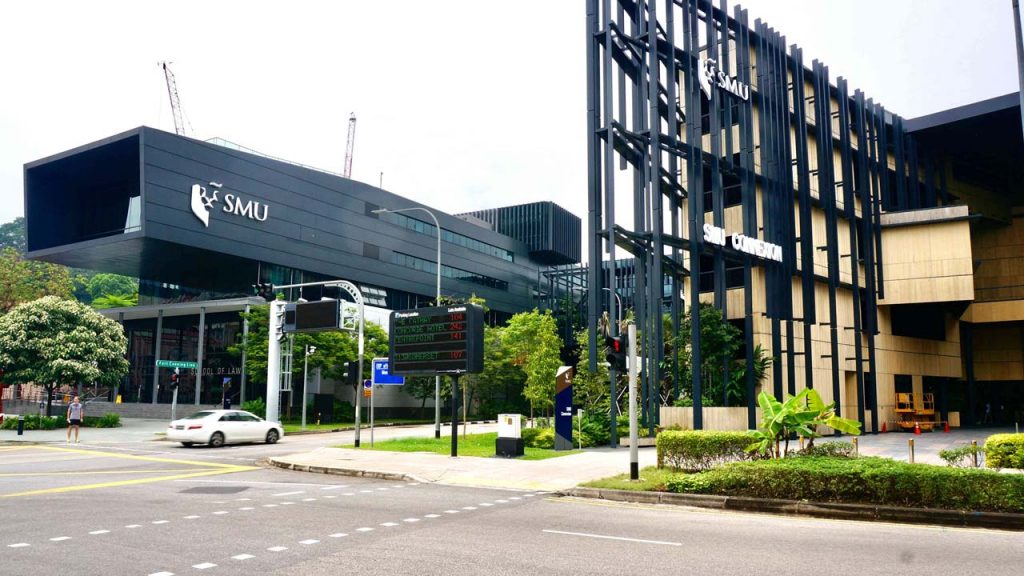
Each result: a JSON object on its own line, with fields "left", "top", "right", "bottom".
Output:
{"left": 195, "top": 307, "right": 206, "bottom": 405}
{"left": 151, "top": 310, "right": 163, "bottom": 404}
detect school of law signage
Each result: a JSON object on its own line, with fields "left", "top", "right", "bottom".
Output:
{"left": 703, "top": 223, "right": 783, "bottom": 263}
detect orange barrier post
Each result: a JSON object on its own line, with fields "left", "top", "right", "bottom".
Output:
{"left": 914, "top": 422, "right": 921, "bottom": 435}
{"left": 881, "top": 422, "right": 887, "bottom": 433}
{"left": 944, "top": 421, "right": 950, "bottom": 433}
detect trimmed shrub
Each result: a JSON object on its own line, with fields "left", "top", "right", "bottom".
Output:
{"left": 522, "top": 427, "right": 554, "bottom": 449}
{"left": 242, "top": 398, "right": 266, "bottom": 420}
{"left": 666, "top": 456, "right": 1024, "bottom": 513}
{"left": 656, "top": 430, "right": 760, "bottom": 471}
{"left": 939, "top": 445, "right": 983, "bottom": 468}
{"left": 985, "top": 434, "right": 1024, "bottom": 469}
{"left": 95, "top": 413, "right": 121, "bottom": 428}
{"left": 796, "top": 441, "right": 856, "bottom": 459}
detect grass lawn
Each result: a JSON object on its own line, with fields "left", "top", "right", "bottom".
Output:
{"left": 581, "top": 466, "right": 675, "bottom": 492}
{"left": 282, "top": 418, "right": 431, "bottom": 434}
{"left": 342, "top": 431, "right": 581, "bottom": 461}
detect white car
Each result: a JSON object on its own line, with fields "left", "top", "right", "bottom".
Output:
{"left": 167, "top": 409, "right": 283, "bottom": 447}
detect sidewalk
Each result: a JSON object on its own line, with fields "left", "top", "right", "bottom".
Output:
{"left": 853, "top": 426, "right": 1014, "bottom": 465}
{"left": 270, "top": 445, "right": 658, "bottom": 491}
{"left": 0, "top": 417, "right": 169, "bottom": 444}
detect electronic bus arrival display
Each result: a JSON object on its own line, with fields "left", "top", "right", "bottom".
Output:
{"left": 388, "top": 305, "right": 484, "bottom": 375}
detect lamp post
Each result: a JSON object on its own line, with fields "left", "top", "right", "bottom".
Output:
{"left": 372, "top": 206, "right": 443, "bottom": 439}
{"left": 301, "top": 344, "right": 316, "bottom": 430}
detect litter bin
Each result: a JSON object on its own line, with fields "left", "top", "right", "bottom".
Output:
{"left": 16, "top": 415, "right": 24, "bottom": 436}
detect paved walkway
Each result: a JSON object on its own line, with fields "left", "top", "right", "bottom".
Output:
{"left": 270, "top": 445, "right": 658, "bottom": 491}
{"left": 852, "top": 426, "right": 1015, "bottom": 465}
{"left": 0, "top": 417, "right": 168, "bottom": 444}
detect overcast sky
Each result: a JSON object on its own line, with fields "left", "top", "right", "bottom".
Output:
{"left": 0, "top": 0, "right": 1018, "bottom": 230}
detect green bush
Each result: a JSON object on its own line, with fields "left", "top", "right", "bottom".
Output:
{"left": 0, "top": 414, "right": 63, "bottom": 430}
{"left": 795, "top": 441, "right": 856, "bottom": 459}
{"left": 522, "top": 427, "right": 554, "bottom": 449}
{"left": 657, "top": 430, "right": 760, "bottom": 471}
{"left": 95, "top": 413, "right": 121, "bottom": 428}
{"left": 985, "top": 434, "right": 1024, "bottom": 469}
{"left": 666, "top": 456, "right": 1024, "bottom": 513}
{"left": 332, "top": 399, "right": 355, "bottom": 423}
{"left": 939, "top": 445, "right": 983, "bottom": 468}
{"left": 242, "top": 398, "right": 266, "bottom": 420}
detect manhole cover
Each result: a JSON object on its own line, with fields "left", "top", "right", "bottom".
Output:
{"left": 179, "top": 486, "right": 249, "bottom": 495}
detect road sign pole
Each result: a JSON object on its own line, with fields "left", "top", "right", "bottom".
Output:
{"left": 370, "top": 381, "right": 375, "bottom": 447}
{"left": 628, "top": 323, "right": 639, "bottom": 481}
{"left": 450, "top": 375, "right": 459, "bottom": 458}
{"left": 170, "top": 367, "right": 180, "bottom": 422}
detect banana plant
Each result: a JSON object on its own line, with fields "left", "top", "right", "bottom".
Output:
{"left": 748, "top": 388, "right": 861, "bottom": 458}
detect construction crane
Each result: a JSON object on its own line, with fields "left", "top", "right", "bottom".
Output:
{"left": 343, "top": 112, "right": 357, "bottom": 178}
{"left": 159, "top": 61, "right": 188, "bottom": 136}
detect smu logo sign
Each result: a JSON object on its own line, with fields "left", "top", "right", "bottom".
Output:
{"left": 697, "top": 58, "right": 749, "bottom": 101}
{"left": 190, "top": 181, "right": 269, "bottom": 228}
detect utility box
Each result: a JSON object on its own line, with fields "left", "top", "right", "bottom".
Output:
{"left": 496, "top": 413, "right": 524, "bottom": 458}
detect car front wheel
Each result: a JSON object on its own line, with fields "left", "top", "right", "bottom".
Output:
{"left": 266, "top": 429, "right": 279, "bottom": 444}
{"left": 209, "top": 432, "right": 225, "bottom": 448}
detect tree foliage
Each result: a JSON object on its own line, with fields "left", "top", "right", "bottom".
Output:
{"left": 0, "top": 248, "right": 74, "bottom": 314}
{"left": 502, "top": 309, "right": 562, "bottom": 415}
{"left": 0, "top": 217, "right": 26, "bottom": 253}
{"left": 91, "top": 293, "right": 139, "bottom": 309}
{"left": 86, "top": 273, "right": 138, "bottom": 301}
{"left": 0, "top": 296, "right": 128, "bottom": 415}
{"left": 748, "top": 388, "right": 861, "bottom": 458}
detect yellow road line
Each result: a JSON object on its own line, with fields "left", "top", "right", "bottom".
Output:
{"left": 1, "top": 466, "right": 256, "bottom": 498}
{"left": 0, "top": 446, "right": 32, "bottom": 453}
{"left": 0, "top": 469, "right": 203, "bottom": 477}
{"left": 33, "top": 446, "right": 243, "bottom": 469}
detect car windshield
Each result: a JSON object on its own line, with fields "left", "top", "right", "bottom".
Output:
{"left": 184, "top": 411, "right": 216, "bottom": 420}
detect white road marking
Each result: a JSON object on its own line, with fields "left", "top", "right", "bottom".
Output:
{"left": 343, "top": 493, "right": 355, "bottom": 496}
{"left": 359, "top": 490, "right": 373, "bottom": 494}
{"left": 524, "top": 494, "right": 535, "bottom": 498}
{"left": 324, "top": 495, "right": 337, "bottom": 499}
{"left": 409, "top": 483, "right": 420, "bottom": 486}
{"left": 213, "top": 501, "right": 226, "bottom": 504}
{"left": 89, "top": 530, "right": 110, "bottom": 535}
{"left": 267, "top": 546, "right": 288, "bottom": 552}
{"left": 263, "top": 504, "right": 278, "bottom": 508}
{"left": 302, "top": 498, "right": 316, "bottom": 502}
{"left": 424, "top": 514, "right": 440, "bottom": 518}
{"left": 356, "top": 527, "right": 374, "bottom": 532}
{"left": 50, "top": 537, "right": 71, "bottom": 542}
{"left": 125, "top": 525, "right": 141, "bottom": 529}
{"left": 152, "top": 520, "right": 169, "bottom": 525}
{"left": 299, "top": 539, "right": 319, "bottom": 545}
{"left": 443, "top": 510, "right": 459, "bottom": 514}
{"left": 462, "top": 506, "right": 477, "bottom": 510}
{"left": 495, "top": 499, "right": 509, "bottom": 504}
{"left": 148, "top": 572, "right": 174, "bottom": 576}
{"left": 380, "top": 522, "right": 398, "bottom": 527}
{"left": 235, "top": 498, "right": 252, "bottom": 501}
{"left": 192, "top": 563, "right": 217, "bottom": 570}
{"left": 178, "top": 479, "right": 331, "bottom": 488}
{"left": 541, "top": 529, "right": 682, "bottom": 547}
{"left": 183, "top": 515, "right": 201, "bottom": 520}
{"left": 509, "top": 497, "right": 521, "bottom": 500}
{"left": 403, "top": 518, "right": 420, "bottom": 523}
{"left": 281, "top": 502, "right": 295, "bottom": 506}
{"left": 329, "top": 533, "right": 348, "bottom": 538}
{"left": 273, "top": 491, "right": 304, "bottom": 497}
{"left": 321, "top": 485, "right": 347, "bottom": 490}
{"left": 8, "top": 543, "right": 29, "bottom": 548}
{"left": 239, "top": 507, "right": 255, "bottom": 511}
{"left": 213, "top": 511, "right": 229, "bottom": 515}
{"left": 479, "top": 503, "right": 493, "bottom": 507}
{"left": 232, "top": 554, "right": 254, "bottom": 560}
{"left": 376, "top": 487, "right": 388, "bottom": 491}
{"left": 392, "top": 485, "right": 405, "bottom": 489}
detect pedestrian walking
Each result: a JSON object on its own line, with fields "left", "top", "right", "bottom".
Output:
{"left": 66, "top": 396, "right": 83, "bottom": 444}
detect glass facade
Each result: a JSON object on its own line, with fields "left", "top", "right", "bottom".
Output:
{"left": 392, "top": 252, "right": 510, "bottom": 291}
{"left": 389, "top": 212, "right": 514, "bottom": 262}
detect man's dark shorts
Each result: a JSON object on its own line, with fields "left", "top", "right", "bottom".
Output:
{"left": 69, "top": 419, "right": 82, "bottom": 426}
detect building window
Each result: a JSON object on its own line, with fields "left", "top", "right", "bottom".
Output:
{"left": 389, "top": 213, "right": 513, "bottom": 262}
{"left": 392, "top": 252, "right": 509, "bottom": 291}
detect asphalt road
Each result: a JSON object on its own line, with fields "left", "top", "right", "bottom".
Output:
{"left": 2, "top": 440, "right": 1022, "bottom": 576}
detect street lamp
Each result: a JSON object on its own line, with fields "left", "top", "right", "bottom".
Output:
{"left": 372, "top": 206, "right": 443, "bottom": 439}
{"left": 301, "top": 344, "right": 316, "bottom": 430}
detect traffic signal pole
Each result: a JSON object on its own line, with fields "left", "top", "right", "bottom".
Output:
{"left": 628, "top": 323, "right": 639, "bottom": 481}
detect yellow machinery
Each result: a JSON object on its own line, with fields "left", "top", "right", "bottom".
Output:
{"left": 895, "top": 392, "right": 938, "bottom": 431}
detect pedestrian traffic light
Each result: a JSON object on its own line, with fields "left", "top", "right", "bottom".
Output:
{"left": 169, "top": 372, "right": 179, "bottom": 389}
{"left": 605, "top": 335, "right": 627, "bottom": 372}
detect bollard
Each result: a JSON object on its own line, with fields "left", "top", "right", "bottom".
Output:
{"left": 972, "top": 440, "right": 979, "bottom": 468}
{"left": 908, "top": 438, "right": 915, "bottom": 464}
{"left": 852, "top": 437, "right": 859, "bottom": 456}
{"left": 16, "top": 415, "right": 24, "bottom": 436}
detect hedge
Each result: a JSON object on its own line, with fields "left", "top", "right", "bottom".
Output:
{"left": 985, "top": 434, "right": 1024, "bottom": 469}
{"left": 666, "top": 456, "right": 1024, "bottom": 513}
{"left": 0, "top": 412, "right": 121, "bottom": 430}
{"left": 656, "top": 430, "right": 761, "bottom": 472}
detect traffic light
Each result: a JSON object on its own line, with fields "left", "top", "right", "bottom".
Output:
{"left": 605, "top": 335, "right": 627, "bottom": 372}
{"left": 344, "top": 360, "right": 360, "bottom": 386}
{"left": 252, "top": 282, "right": 275, "bottom": 302}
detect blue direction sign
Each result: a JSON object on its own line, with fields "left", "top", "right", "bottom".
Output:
{"left": 372, "top": 358, "right": 405, "bottom": 385}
